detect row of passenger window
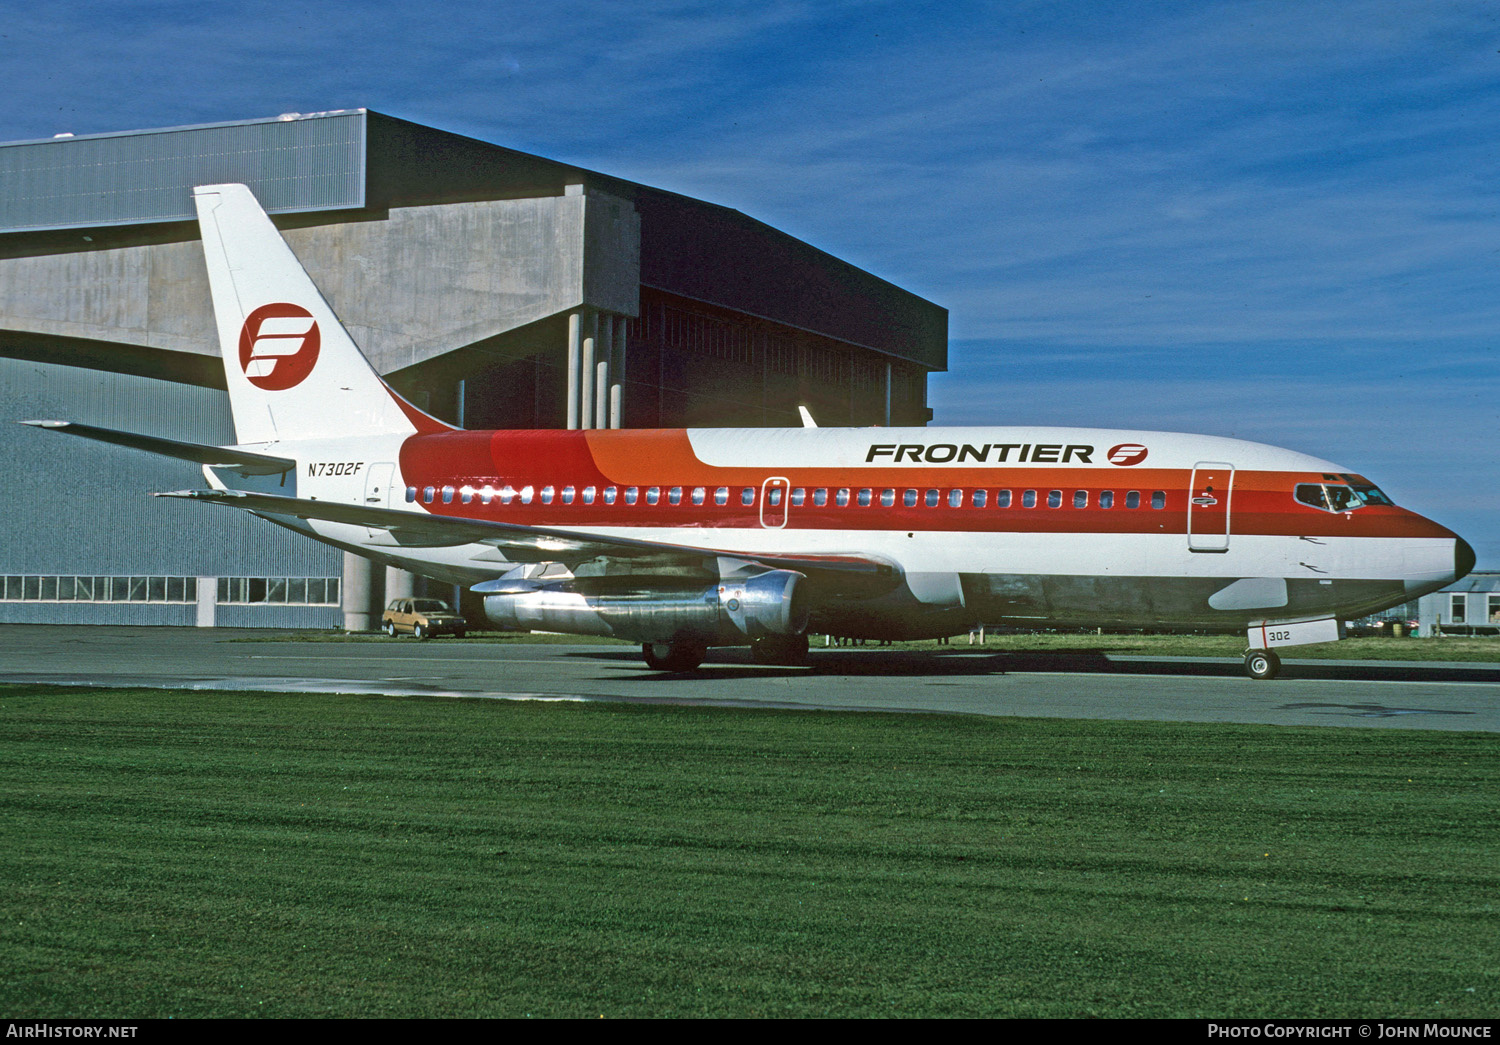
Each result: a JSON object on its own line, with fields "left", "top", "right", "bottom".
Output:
{"left": 407, "top": 484, "right": 1168, "bottom": 510}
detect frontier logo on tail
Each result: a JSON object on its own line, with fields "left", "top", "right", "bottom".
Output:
{"left": 239, "top": 303, "right": 320, "bottom": 390}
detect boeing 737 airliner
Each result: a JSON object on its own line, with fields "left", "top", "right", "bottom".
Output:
{"left": 22, "top": 184, "right": 1475, "bottom": 678}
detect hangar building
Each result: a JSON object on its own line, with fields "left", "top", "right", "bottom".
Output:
{"left": 0, "top": 110, "right": 947, "bottom": 628}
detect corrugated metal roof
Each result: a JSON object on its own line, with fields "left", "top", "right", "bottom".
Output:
{"left": 1444, "top": 572, "right": 1500, "bottom": 593}
{"left": 0, "top": 111, "right": 366, "bottom": 232}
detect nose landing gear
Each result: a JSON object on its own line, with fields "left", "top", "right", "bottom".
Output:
{"left": 1244, "top": 648, "right": 1281, "bottom": 681}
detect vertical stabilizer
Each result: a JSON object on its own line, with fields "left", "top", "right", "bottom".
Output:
{"left": 193, "top": 183, "right": 448, "bottom": 444}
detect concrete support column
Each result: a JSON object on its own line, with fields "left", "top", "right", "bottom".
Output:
{"left": 384, "top": 566, "right": 416, "bottom": 604}
{"left": 609, "top": 315, "right": 626, "bottom": 428}
{"left": 342, "top": 553, "right": 373, "bottom": 632}
{"left": 566, "top": 311, "right": 582, "bottom": 430}
{"left": 594, "top": 313, "right": 611, "bottom": 430}
{"left": 580, "top": 310, "right": 598, "bottom": 429}
{"left": 884, "top": 362, "right": 892, "bottom": 427}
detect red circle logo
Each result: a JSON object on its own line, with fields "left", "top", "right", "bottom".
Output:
{"left": 1107, "top": 443, "right": 1149, "bottom": 466}
{"left": 238, "top": 303, "right": 320, "bottom": 390}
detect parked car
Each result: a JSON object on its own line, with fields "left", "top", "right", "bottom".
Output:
{"left": 381, "top": 598, "right": 467, "bottom": 639}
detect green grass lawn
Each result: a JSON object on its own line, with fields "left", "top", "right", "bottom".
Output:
{"left": 0, "top": 685, "right": 1495, "bottom": 1018}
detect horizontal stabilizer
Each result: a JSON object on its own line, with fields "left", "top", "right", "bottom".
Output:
{"left": 19, "top": 420, "right": 295, "bottom": 475}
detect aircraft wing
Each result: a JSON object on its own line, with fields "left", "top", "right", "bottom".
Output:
{"left": 154, "top": 488, "right": 899, "bottom": 592}
{"left": 20, "top": 420, "right": 295, "bottom": 475}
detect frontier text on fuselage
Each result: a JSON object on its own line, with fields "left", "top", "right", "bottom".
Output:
{"left": 866, "top": 443, "right": 1096, "bottom": 465}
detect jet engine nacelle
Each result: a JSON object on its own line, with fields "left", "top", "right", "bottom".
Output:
{"left": 482, "top": 569, "right": 809, "bottom": 645}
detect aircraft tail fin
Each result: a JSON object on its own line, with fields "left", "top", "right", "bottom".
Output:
{"left": 192, "top": 183, "right": 451, "bottom": 444}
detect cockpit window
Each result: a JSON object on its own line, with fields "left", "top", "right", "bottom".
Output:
{"left": 1295, "top": 482, "right": 1365, "bottom": 513}
{"left": 1349, "top": 482, "right": 1394, "bottom": 506}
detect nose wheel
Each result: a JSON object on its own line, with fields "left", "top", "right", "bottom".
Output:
{"left": 1244, "top": 648, "right": 1281, "bottom": 681}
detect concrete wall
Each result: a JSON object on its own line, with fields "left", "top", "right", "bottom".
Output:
{"left": 0, "top": 192, "right": 640, "bottom": 378}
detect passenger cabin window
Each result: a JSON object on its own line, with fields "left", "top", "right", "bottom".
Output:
{"left": 582, "top": 486, "right": 596, "bottom": 505}
{"left": 857, "top": 489, "right": 872, "bottom": 507}
{"left": 481, "top": 485, "right": 495, "bottom": 505}
{"left": 714, "top": 487, "right": 729, "bottom": 506}
{"left": 604, "top": 487, "right": 618, "bottom": 505}
{"left": 669, "top": 487, "right": 682, "bottom": 505}
{"left": 693, "top": 487, "right": 706, "bottom": 505}
{"left": 790, "top": 488, "right": 804, "bottom": 506}
{"left": 423, "top": 486, "right": 435, "bottom": 504}
{"left": 925, "top": 490, "right": 939, "bottom": 507}
{"left": 1151, "top": 491, "right": 1166, "bottom": 509}
{"left": 1125, "top": 491, "right": 1140, "bottom": 509}
{"left": 742, "top": 487, "right": 756, "bottom": 506}
{"left": 406, "top": 487, "right": 417, "bottom": 503}
{"left": 540, "top": 486, "right": 554, "bottom": 504}
{"left": 949, "top": 489, "right": 963, "bottom": 508}
{"left": 836, "top": 488, "right": 850, "bottom": 506}
{"left": 442, "top": 486, "right": 455, "bottom": 504}
{"left": 1073, "top": 490, "right": 1087, "bottom": 508}
{"left": 1099, "top": 490, "right": 1113, "bottom": 509}
{"left": 646, "top": 487, "right": 660, "bottom": 505}
{"left": 625, "top": 487, "right": 638, "bottom": 505}
{"left": 1047, "top": 490, "right": 1062, "bottom": 508}
{"left": 880, "top": 489, "right": 895, "bottom": 507}
{"left": 1022, "top": 490, "right": 1037, "bottom": 508}
{"left": 562, "top": 486, "right": 575, "bottom": 504}
{"left": 973, "top": 490, "right": 987, "bottom": 508}
{"left": 813, "top": 488, "right": 828, "bottom": 506}
{"left": 996, "top": 490, "right": 1011, "bottom": 508}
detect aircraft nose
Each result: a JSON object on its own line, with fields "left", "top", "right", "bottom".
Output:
{"left": 1455, "top": 536, "right": 1476, "bottom": 582}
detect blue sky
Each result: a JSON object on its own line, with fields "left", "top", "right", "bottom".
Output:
{"left": 5, "top": 0, "right": 1498, "bottom": 564}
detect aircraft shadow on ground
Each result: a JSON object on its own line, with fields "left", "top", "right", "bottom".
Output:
{"left": 573, "top": 647, "right": 1500, "bottom": 684}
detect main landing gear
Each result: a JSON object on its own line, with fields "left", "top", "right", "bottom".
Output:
{"left": 642, "top": 640, "right": 708, "bottom": 672}
{"left": 1243, "top": 648, "right": 1281, "bottom": 681}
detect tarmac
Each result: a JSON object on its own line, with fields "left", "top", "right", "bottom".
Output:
{"left": 2, "top": 625, "right": 1497, "bottom": 731}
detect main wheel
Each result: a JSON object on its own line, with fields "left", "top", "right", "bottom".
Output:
{"left": 642, "top": 641, "right": 708, "bottom": 672}
{"left": 1244, "top": 648, "right": 1281, "bottom": 681}
{"left": 750, "top": 634, "right": 810, "bottom": 666}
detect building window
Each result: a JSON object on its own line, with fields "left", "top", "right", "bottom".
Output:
{"left": 1451, "top": 594, "right": 1467, "bottom": 624}
{"left": 2, "top": 575, "right": 200, "bottom": 604}
{"left": 217, "top": 577, "right": 341, "bottom": 606}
